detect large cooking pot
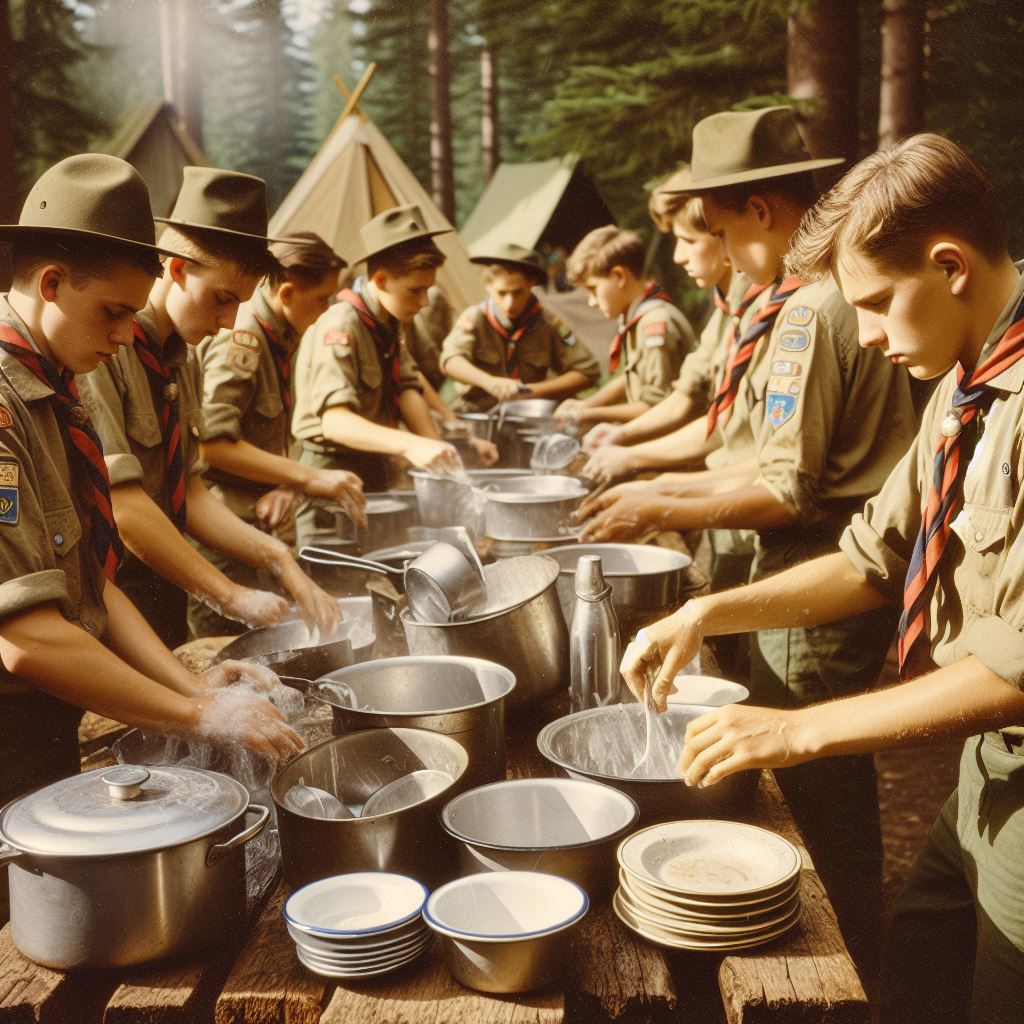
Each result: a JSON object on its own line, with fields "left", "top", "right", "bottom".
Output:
{"left": 0, "top": 765, "right": 268, "bottom": 969}
{"left": 455, "top": 412, "right": 534, "bottom": 468}
{"left": 476, "top": 476, "right": 589, "bottom": 542}
{"left": 542, "top": 543, "right": 694, "bottom": 639}
{"left": 312, "top": 655, "right": 516, "bottom": 787}
{"left": 400, "top": 556, "right": 568, "bottom": 708}
{"left": 408, "top": 469, "right": 526, "bottom": 534}
{"left": 357, "top": 492, "right": 418, "bottom": 551}
{"left": 272, "top": 728, "right": 468, "bottom": 889}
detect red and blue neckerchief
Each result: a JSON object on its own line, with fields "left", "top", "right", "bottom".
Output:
{"left": 254, "top": 314, "right": 293, "bottom": 418}
{"left": 608, "top": 281, "right": 674, "bottom": 374}
{"left": 483, "top": 294, "right": 542, "bottom": 379}
{"left": 339, "top": 286, "right": 402, "bottom": 411}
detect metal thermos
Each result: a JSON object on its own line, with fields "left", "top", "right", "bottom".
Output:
{"left": 569, "top": 555, "right": 621, "bottom": 713}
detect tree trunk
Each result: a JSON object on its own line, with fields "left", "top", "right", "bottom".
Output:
{"left": 0, "top": 0, "right": 17, "bottom": 222}
{"left": 481, "top": 44, "right": 499, "bottom": 184}
{"left": 427, "top": 0, "right": 454, "bottom": 221}
{"left": 786, "top": 0, "right": 860, "bottom": 186}
{"left": 878, "top": 0, "right": 925, "bottom": 149}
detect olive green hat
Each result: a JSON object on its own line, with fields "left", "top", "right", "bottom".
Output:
{"left": 678, "top": 106, "right": 843, "bottom": 191}
{"left": 355, "top": 203, "right": 451, "bottom": 264}
{"left": 0, "top": 153, "right": 186, "bottom": 258}
{"left": 469, "top": 241, "right": 547, "bottom": 285}
{"left": 156, "top": 166, "right": 294, "bottom": 243}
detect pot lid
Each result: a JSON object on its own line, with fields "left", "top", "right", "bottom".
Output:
{"left": 0, "top": 764, "right": 249, "bottom": 857}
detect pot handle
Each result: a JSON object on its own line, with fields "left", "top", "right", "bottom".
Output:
{"left": 206, "top": 805, "right": 270, "bottom": 868}
{"left": 0, "top": 841, "right": 22, "bottom": 868}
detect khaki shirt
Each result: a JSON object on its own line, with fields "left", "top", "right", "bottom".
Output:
{"left": 77, "top": 304, "right": 205, "bottom": 521}
{"left": 291, "top": 281, "right": 422, "bottom": 441}
{"left": 197, "top": 288, "right": 295, "bottom": 520}
{"left": 753, "top": 277, "right": 916, "bottom": 532}
{"left": 841, "top": 271, "right": 1024, "bottom": 691}
{"left": 620, "top": 298, "right": 696, "bottom": 405}
{"left": 405, "top": 284, "right": 451, "bottom": 390}
{"left": 441, "top": 301, "right": 600, "bottom": 412}
{"left": 0, "top": 298, "right": 108, "bottom": 693}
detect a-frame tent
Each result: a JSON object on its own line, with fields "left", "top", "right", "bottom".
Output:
{"left": 269, "top": 115, "right": 483, "bottom": 313}
{"left": 101, "top": 102, "right": 209, "bottom": 217}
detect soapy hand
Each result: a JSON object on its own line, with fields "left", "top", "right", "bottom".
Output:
{"left": 582, "top": 422, "right": 622, "bottom": 453}
{"left": 581, "top": 445, "right": 634, "bottom": 484}
{"left": 578, "top": 492, "right": 655, "bottom": 543}
{"left": 201, "top": 658, "right": 279, "bottom": 695}
{"left": 620, "top": 607, "right": 703, "bottom": 711}
{"left": 304, "top": 469, "right": 367, "bottom": 528}
{"left": 274, "top": 555, "right": 341, "bottom": 634}
{"left": 219, "top": 585, "right": 291, "bottom": 629}
{"left": 468, "top": 435, "right": 500, "bottom": 466}
{"left": 190, "top": 686, "right": 304, "bottom": 760}
{"left": 404, "top": 436, "right": 462, "bottom": 474}
{"left": 255, "top": 486, "right": 301, "bottom": 531}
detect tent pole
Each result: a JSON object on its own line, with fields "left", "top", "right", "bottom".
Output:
{"left": 337, "top": 62, "right": 377, "bottom": 124}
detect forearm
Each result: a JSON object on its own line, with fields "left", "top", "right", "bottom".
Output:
{"left": 619, "top": 390, "right": 696, "bottom": 444}
{"left": 527, "top": 370, "right": 589, "bottom": 399}
{"left": 201, "top": 437, "right": 314, "bottom": 491}
{"left": 0, "top": 604, "right": 199, "bottom": 733}
{"left": 690, "top": 550, "right": 888, "bottom": 636}
{"left": 398, "top": 389, "right": 442, "bottom": 438}
{"left": 626, "top": 416, "right": 720, "bottom": 472}
{"left": 418, "top": 374, "right": 454, "bottom": 421}
{"left": 578, "top": 376, "right": 628, "bottom": 409}
{"left": 644, "top": 482, "right": 799, "bottom": 533}
{"left": 443, "top": 354, "right": 495, "bottom": 391}
{"left": 112, "top": 482, "right": 236, "bottom": 608}
{"left": 655, "top": 458, "right": 759, "bottom": 499}
{"left": 577, "top": 400, "right": 651, "bottom": 425}
{"left": 322, "top": 405, "right": 414, "bottom": 457}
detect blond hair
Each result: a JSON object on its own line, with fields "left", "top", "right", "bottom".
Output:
{"left": 566, "top": 225, "right": 645, "bottom": 285}
{"left": 367, "top": 238, "right": 446, "bottom": 278}
{"left": 787, "top": 134, "right": 1005, "bottom": 281}
{"left": 648, "top": 166, "right": 708, "bottom": 234}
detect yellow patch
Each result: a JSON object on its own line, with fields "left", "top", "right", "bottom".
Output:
{"left": 228, "top": 345, "right": 259, "bottom": 373}
{"left": 323, "top": 330, "right": 353, "bottom": 347}
{"left": 0, "top": 406, "right": 12, "bottom": 429}
{"left": 0, "top": 461, "right": 18, "bottom": 487}
{"left": 231, "top": 330, "right": 261, "bottom": 351}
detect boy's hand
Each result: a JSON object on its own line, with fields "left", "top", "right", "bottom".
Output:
{"left": 554, "top": 398, "right": 585, "bottom": 430}
{"left": 486, "top": 377, "right": 521, "bottom": 402}
{"left": 304, "top": 469, "right": 367, "bottom": 528}
{"left": 582, "top": 423, "right": 622, "bottom": 452}
{"left": 274, "top": 557, "right": 342, "bottom": 634}
{"left": 576, "top": 479, "right": 641, "bottom": 519}
{"left": 200, "top": 658, "right": 278, "bottom": 694}
{"left": 468, "top": 436, "right": 500, "bottom": 465}
{"left": 620, "top": 605, "right": 703, "bottom": 710}
{"left": 579, "top": 492, "right": 655, "bottom": 543}
{"left": 403, "top": 436, "right": 463, "bottom": 473}
{"left": 189, "top": 688, "right": 304, "bottom": 760}
{"left": 582, "top": 445, "right": 634, "bottom": 484}
{"left": 220, "top": 585, "right": 291, "bottom": 629}
{"left": 255, "top": 486, "right": 301, "bottom": 531}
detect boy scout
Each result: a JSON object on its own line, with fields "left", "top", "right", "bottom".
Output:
{"left": 77, "top": 167, "right": 338, "bottom": 648}
{"left": 291, "top": 205, "right": 460, "bottom": 532}
{"left": 0, "top": 155, "right": 300, "bottom": 810}
{"left": 623, "top": 133, "right": 1024, "bottom": 1023}
{"left": 192, "top": 232, "right": 366, "bottom": 637}
{"left": 441, "top": 242, "right": 600, "bottom": 411}
{"left": 588, "top": 107, "right": 919, "bottom": 984}
{"left": 558, "top": 226, "right": 696, "bottom": 428}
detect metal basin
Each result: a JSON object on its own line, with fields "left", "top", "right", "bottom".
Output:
{"left": 441, "top": 778, "right": 638, "bottom": 899}
{"left": 312, "top": 655, "right": 515, "bottom": 787}
{"left": 408, "top": 469, "right": 526, "bottom": 534}
{"left": 400, "top": 556, "right": 568, "bottom": 709}
{"left": 272, "top": 728, "right": 469, "bottom": 889}
{"left": 357, "top": 492, "right": 418, "bottom": 552}
{"left": 536, "top": 704, "right": 758, "bottom": 823}
{"left": 543, "top": 543, "right": 693, "bottom": 639}
{"left": 500, "top": 398, "right": 559, "bottom": 432}
{"left": 476, "top": 476, "right": 589, "bottom": 541}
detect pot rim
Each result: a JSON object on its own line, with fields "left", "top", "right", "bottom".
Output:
{"left": 543, "top": 542, "right": 692, "bottom": 577}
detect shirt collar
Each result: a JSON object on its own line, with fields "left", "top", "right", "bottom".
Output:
{"left": 357, "top": 278, "right": 399, "bottom": 338}
{"left": 252, "top": 287, "right": 296, "bottom": 347}
{"left": 134, "top": 303, "right": 189, "bottom": 367}
{"left": 979, "top": 265, "right": 1024, "bottom": 395}
{"left": 0, "top": 296, "right": 62, "bottom": 402}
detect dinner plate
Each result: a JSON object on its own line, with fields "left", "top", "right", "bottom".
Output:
{"left": 295, "top": 940, "right": 429, "bottom": 978}
{"left": 616, "top": 887, "right": 801, "bottom": 937}
{"left": 667, "top": 674, "right": 749, "bottom": 707}
{"left": 292, "top": 929, "right": 431, "bottom": 966}
{"left": 618, "top": 868, "right": 800, "bottom": 914}
{"left": 618, "top": 820, "right": 800, "bottom": 898}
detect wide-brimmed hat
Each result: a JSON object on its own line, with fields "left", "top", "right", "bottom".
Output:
{"left": 675, "top": 107, "right": 844, "bottom": 191}
{"left": 470, "top": 241, "right": 546, "bottom": 284}
{"left": 156, "top": 166, "right": 293, "bottom": 243}
{"left": 355, "top": 204, "right": 451, "bottom": 264}
{"left": 0, "top": 153, "right": 186, "bottom": 258}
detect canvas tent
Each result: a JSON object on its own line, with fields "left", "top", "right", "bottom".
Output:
{"left": 269, "top": 115, "right": 483, "bottom": 312}
{"left": 101, "top": 102, "right": 208, "bottom": 217}
{"left": 461, "top": 156, "right": 614, "bottom": 256}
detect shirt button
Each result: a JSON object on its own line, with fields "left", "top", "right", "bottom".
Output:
{"left": 974, "top": 531, "right": 985, "bottom": 543}
{"left": 54, "top": 533, "right": 64, "bottom": 547}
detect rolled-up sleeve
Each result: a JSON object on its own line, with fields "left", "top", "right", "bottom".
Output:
{"left": 198, "top": 330, "right": 255, "bottom": 443}
{"left": 77, "top": 361, "right": 144, "bottom": 487}
{"left": 440, "top": 307, "right": 481, "bottom": 369}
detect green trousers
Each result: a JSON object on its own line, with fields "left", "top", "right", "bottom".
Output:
{"left": 751, "top": 530, "right": 897, "bottom": 991}
{"left": 879, "top": 734, "right": 1024, "bottom": 1024}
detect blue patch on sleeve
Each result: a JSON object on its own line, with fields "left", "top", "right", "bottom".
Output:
{"left": 0, "top": 487, "right": 19, "bottom": 524}
{"left": 766, "top": 393, "right": 797, "bottom": 429}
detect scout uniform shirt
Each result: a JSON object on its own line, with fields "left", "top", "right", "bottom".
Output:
{"left": 197, "top": 287, "right": 296, "bottom": 522}
{"left": 617, "top": 295, "right": 696, "bottom": 406}
{"left": 840, "top": 269, "right": 1024, "bottom": 692}
{"left": 440, "top": 300, "right": 600, "bottom": 413}
{"left": 405, "top": 284, "right": 451, "bottom": 391}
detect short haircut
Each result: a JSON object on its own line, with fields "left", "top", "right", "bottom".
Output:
{"left": 367, "top": 237, "right": 446, "bottom": 278}
{"left": 266, "top": 231, "right": 346, "bottom": 289}
{"left": 648, "top": 167, "right": 709, "bottom": 234}
{"left": 701, "top": 171, "right": 818, "bottom": 216}
{"left": 481, "top": 263, "right": 545, "bottom": 288}
{"left": 787, "top": 133, "right": 1006, "bottom": 281}
{"left": 566, "top": 225, "right": 646, "bottom": 285}
{"left": 10, "top": 234, "right": 164, "bottom": 289}
{"left": 157, "top": 224, "right": 278, "bottom": 279}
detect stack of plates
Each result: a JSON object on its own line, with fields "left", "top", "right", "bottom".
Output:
{"left": 284, "top": 872, "right": 432, "bottom": 979}
{"left": 614, "top": 820, "right": 802, "bottom": 951}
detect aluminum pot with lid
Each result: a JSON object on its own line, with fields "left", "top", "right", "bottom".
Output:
{"left": 0, "top": 764, "right": 269, "bottom": 969}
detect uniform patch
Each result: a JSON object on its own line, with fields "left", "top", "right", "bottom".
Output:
{"left": 644, "top": 322, "right": 667, "bottom": 336}
{"left": 0, "top": 406, "right": 12, "bottom": 429}
{"left": 644, "top": 335, "right": 666, "bottom": 349}
{"left": 771, "top": 360, "right": 801, "bottom": 377}
{"left": 556, "top": 319, "right": 576, "bottom": 346}
{"left": 786, "top": 306, "right": 814, "bottom": 326}
{"left": 766, "top": 392, "right": 797, "bottom": 428}
{"left": 0, "top": 457, "right": 18, "bottom": 525}
{"left": 778, "top": 328, "right": 811, "bottom": 352}
{"left": 230, "top": 330, "right": 260, "bottom": 351}
{"left": 788, "top": 381, "right": 801, "bottom": 395}
{"left": 323, "top": 330, "right": 353, "bottom": 347}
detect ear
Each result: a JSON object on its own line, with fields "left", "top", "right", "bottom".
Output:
{"left": 371, "top": 269, "right": 389, "bottom": 292}
{"left": 749, "top": 196, "right": 772, "bottom": 228}
{"left": 611, "top": 266, "right": 629, "bottom": 288}
{"left": 38, "top": 265, "right": 64, "bottom": 303}
{"left": 168, "top": 257, "right": 189, "bottom": 288}
{"left": 278, "top": 281, "right": 295, "bottom": 306}
{"left": 929, "top": 242, "right": 969, "bottom": 296}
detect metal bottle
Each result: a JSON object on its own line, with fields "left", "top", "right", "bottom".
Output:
{"left": 569, "top": 555, "right": 621, "bottom": 713}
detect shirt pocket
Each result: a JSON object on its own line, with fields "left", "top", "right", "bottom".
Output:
{"left": 254, "top": 386, "right": 284, "bottom": 423}
{"left": 45, "top": 506, "right": 84, "bottom": 614}
{"left": 955, "top": 503, "right": 1012, "bottom": 615}
{"left": 124, "top": 411, "right": 162, "bottom": 449}
{"left": 358, "top": 351, "right": 383, "bottom": 392}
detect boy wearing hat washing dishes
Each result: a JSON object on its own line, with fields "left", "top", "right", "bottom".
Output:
{"left": 77, "top": 167, "right": 339, "bottom": 649}
{"left": 290, "top": 205, "right": 461, "bottom": 540}
{"left": 191, "top": 232, "right": 367, "bottom": 638}
{"left": 585, "top": 107, "right": 918, "bottom": 985}
{"left": 556, "top": 225, "right": 696, "bottom": 429}
{"left": 622, "top": 133, "right": 1024, "bottom": 1024}
{"left": 440, "top": 242, "right": 600, "bottom": 412}
{"left": 0, "top": 155, "right": 302, "bottom": 811}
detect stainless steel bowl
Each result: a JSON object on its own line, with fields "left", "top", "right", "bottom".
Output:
{"left": 408, "top": 469, "right": 525, "bottom": 533}
{"left": 312, "top": 655, "right": 515, "bottom": 787}
{"left": 500, "top": 398, "right": 559, "bottom": 431}
{"left": 400, "top": 556, "right": 568, "bottom": 708}
{"left": 536, "top": 704, "right": 758, "bottom": 823}
{"left": 543, "top": 543, "right": 693, "bottom": 639}
{"left": 441, "top": 778, "right": 638, "bottom": 898}
{"left": 271, "top": 728, "right": 469, "bottom": 889}
{"left": 476, "top": 476, "right": 589, "bottom": 541}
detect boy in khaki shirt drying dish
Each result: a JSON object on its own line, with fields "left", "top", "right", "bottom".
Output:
{"left": 0, "top": 155, "right": 300, "bottom": 810}
{"left": 441, "top": 242, "right": 600, "bottom": 412}
{"left": 622, "top": 133, "right": 1024, "bottom": 1024}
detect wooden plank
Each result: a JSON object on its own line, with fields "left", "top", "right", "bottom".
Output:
{"left": 319, "top": 941, "right": 562, "bottom": 1024}
{"left": 567, "top": 903, "right": 676, "bottom": 1023}
{"left": 718, "top": 774, "right": 869, "bottom": 1024}
{"left": 215, "top": 884, "right": 326, "bottom": 1024}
